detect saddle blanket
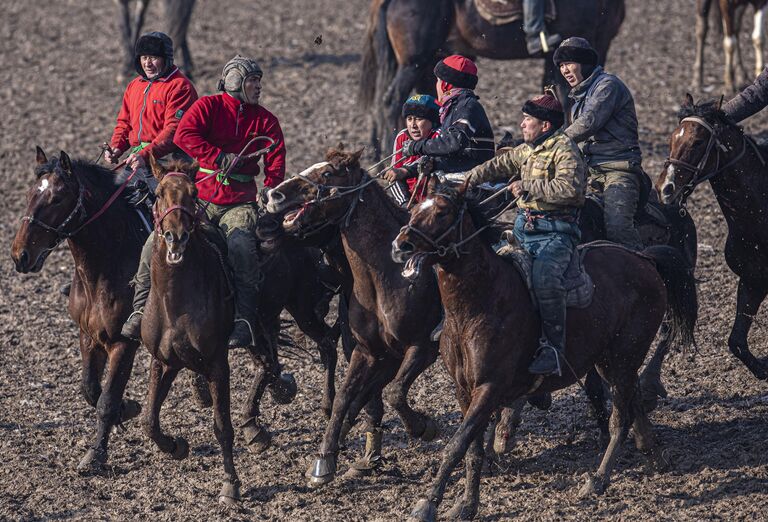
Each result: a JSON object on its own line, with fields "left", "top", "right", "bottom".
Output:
{"left": 474, "top": 0, "right": 556, "bottom": 26}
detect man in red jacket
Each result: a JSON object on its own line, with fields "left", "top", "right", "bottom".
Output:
{"left": 121, "top": 55, "right": 286, "bottom": 352}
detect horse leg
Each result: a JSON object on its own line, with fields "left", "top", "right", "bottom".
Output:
{"left": 408, "top": 384, "right": 496, "bottom": 522}
{"left": 488, "top": 401, "right": 524, "bottom": 461}
{"left": 77, "top": 341, "right": 138, "bottom": 474}
{"left": 445, "top": 432, "right": 485, "bottom": 521}
{"left": 344, "top": 383, "right": 388, "bottom": 478}
{"left": 241, "top": 344, "right": 273, "bottom": 454}
{"left": 752, "top": 6, "right": 765, "bottom": 80}
{"left": 631, "top": 389, "right": 669, "bottom": 475}
{"left": 692, "top": 0, "right": 710, "bottom": 90}
{"left": 307, "top": 347, "right": 378, "bottom": 488}
{"left": 383, "top": 343, "right": 439, "bottom": 441}
{"left": 116, "top": 0, "right": 133, "bottom": 81}
{"left": 728, "top": 277, "right": 768, "bottom": 380}
{"left": 722, "top": 12, "right": 737, "bottom": 93}
{"left": 207, "top": 356, "right": 240, "bottom": 507}
{"left": 733, "top": 4, "right": 750, "bottom": 87}
{"left": 164, "top": 0, "right": 196, "bottom": 78}
{"left": 639, "top": 320, "right": 672, "bottom": 412}
{"left": 191, "top": 372, "right": 212, "bottom": 408}
{"left": 584, "top": 367, "right": 610, "bottom": 447}
{"left": 79, "top": 332, "right": 105, "bottom": 408}
{"left": 141, "top": 358, "right": 186, "bottom": 458}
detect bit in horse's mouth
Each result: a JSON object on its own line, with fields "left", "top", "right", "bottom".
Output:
{"left": 402, "top": 253, "right": 427, "bottom": 281}
{"left": 283, "top": 207, "right": 305, "bottom": 227}
{"left": 166, "top": 251, "right": 184, "bottom": 265}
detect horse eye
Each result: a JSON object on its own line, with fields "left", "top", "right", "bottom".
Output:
{"left": 322, "top": 170, "right": 332, "bottom": 178}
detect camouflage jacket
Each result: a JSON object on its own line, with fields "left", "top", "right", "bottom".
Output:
{"left": 465, "top": 130, "right": 587, "bottom": 212}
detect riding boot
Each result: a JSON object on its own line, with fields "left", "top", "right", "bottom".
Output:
{"left": 528, "top": 289, "right": 567, "bottom": 376}
{"left": 526, "top": 31, "right": 562, "bottom": 56}
{"left": 121, "top": 234, "right": 153, "bottom": 341}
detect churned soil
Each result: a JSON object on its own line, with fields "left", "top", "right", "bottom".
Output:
{"left": 2, "top": 0, "right": 768, "bottom": 520}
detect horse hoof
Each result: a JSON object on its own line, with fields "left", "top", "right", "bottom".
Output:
{"left": 120, "top": 399, "right": 142, "bottom": 422}
{"left": 578, "top": 473, "right": 606, "bottom": 498}
{"left": 419, "top": 417, "right": 439, "bottom": 442}
{"left": 76, "top": 448, "right": 106, "bottom": 475}
{"left": 646, "top": 448, "right": 671, "bottom": 473}
{"left": 269, "top": 373, "right": 297, "bottom": 405}
{"left": 171, "top": 436, "right": 189, "bottom": 460}
{"left": 343, "top": 455, "right": 382, "bottom": 478}
{"left": 306, "top": 454, "right": 337, "bottom": 489}
{"left": 242, "top": 421, "right": 272, "bottom": 454}
{"left": 639, "top": 374, "right": 667, "bottom": 413}
{"left": 493, "top": 431, "right": 515, "bottom": 454}
{"left": 218, "top": 480, "right": 241, "bottom": 508}
{"left": 408, "top": 498, "right": 437, "bottom": 522}
{"left": 445, "top": 498, "right": 477, "bottom": 520}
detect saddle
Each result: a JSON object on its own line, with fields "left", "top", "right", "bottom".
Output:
{"left": 474, "top": 0, "right": 556, "bottom": 26}
{"left": 495, "top": 236, "right": 595, "bottom": 310}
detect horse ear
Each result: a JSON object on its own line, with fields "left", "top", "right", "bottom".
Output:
{"left": 59, "top": 151, "right": 73, "bottom": 176}
{"left": 684, "top": 92, "right": 694, "bottom": 107}
{"left": 148, "top": 154, "right": 164, "bottom": 180}
{"left": 717, "top": 94, "right": 724, "bottom": 111}
{"left": 35, "top": 146, "right": 47, "bottom": 165}
{"left": 426, "top": 175, "right": 438, "bottom": 198}
{"left": 189, "top": 160, "right": 200, "bottom": 177}
{"left": 457, "top": 176, "right": 471, "bottom": 197}
{"left": 350, "top": 148, "right": 365, "bottom": 166}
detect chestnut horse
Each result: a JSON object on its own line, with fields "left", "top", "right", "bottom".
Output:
{"left": 267, "top": 149, "right": 442, "bottom": 487}
{"left": 360, "top": 0, "right": 625, "bottom": 154}
{"left": 392, "top": 186, "right": 697, "bottom": 520}
{"left": 11, "top": 148, "right": 146, "bottom": 473}
{"left": 658, "top": 95, "right": 768, "bottom": 380}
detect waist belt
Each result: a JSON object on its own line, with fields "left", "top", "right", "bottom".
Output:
{"left": 523, "top": 208, "right": 579, "bottom": 223}
{"left": 130, "top": 141, "right": 151, "bottom": 154}
{"left": 199, "top": 167, "right": 254, "bottom": 186}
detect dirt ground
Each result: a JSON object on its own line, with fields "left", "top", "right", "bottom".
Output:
{"left": 3, "top": 0, "right": 768, "bottom": 520}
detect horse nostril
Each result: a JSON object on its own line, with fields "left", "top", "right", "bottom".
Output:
{"left": 400, "top": 241, "right": 414, "bottom": 253}
{"left": 270, "top": 190, "right": 285, "bottom": 203}
{"left": 18, "top": 250, "right": 29, "bottom": 270}
{"left": 164, "top": 231, "right": 174, "bottom": 243}
{"left": 661, "top": 183, "right": 675, "bottom": 197}
{"left": 180, "top": 231, "right": 189, "bottom": 243}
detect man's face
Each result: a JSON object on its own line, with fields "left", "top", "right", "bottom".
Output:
{"left": 559, "top": 62, "right": 583, "bottom": 87}
{"left": 141, "top": 55, "right": 165, "bottom": 79}
{"left": 520, "top": 114, "right": 550, "bottom": 143}
{"left": 436, "top": 79, "right": 446, "bottom": 100}
{"left": 406, "top": 116, "right": 433, "bottom": 141}
{"left": 243, "top": 75, "right": 262, "bottom": 105}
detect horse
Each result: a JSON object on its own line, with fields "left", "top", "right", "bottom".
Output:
{"left": 658, "top": 94, "right": 768, "bottom": 380}
{"left": 117, "top": 0, "right": 196, "bottom": 81}
{"left": 141, "top": 157, "right": 242, "bottom": 505}
{"left": 11, "top": 148, "right": 147, "bottom": 473}
{"left": 693, "top": 0, "right": 768, "bottom": 93}
{"left": 360, "top": 0, "right": 625, "bottom": 155}
{"left": 391, "top": 186, "right": 697, "bottom": 521}
{"left": 266, "top": 149, "right": 442, "bottom": 487}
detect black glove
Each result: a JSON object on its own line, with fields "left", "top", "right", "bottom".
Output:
{"left": 216, "top": 151, "right": 239, "bottom": 171}
{"left": 401, "top": 139, "right": 416, "bottom": 157}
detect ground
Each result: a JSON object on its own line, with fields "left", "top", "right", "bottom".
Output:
{"left": 2, "top": 0, "right": 768, "bottom": 520}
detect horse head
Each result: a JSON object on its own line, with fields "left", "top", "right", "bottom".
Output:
{"left": 266, "top": 145, "right": 365, "bottom": 234}
{"left": 11, "top": 148, "right": 84, "bottom": 273}
{"left": 658, "top": 93, "right": 742, "bottom": 206}
{"left": 150, "top": 156, "right": 199, "bottom": 265}
{"left": 392, "top": 183, "right": 470, "bottom": 281}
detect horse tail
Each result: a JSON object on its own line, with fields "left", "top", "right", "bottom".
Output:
{"left": 359, "top": 0, "right": 394, "bottom": 110}
{"left": 643, "top": 245, "right": 698, "bottom": 351}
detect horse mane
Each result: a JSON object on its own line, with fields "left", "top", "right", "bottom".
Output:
{"left": 434, "top": 184, "right": 499, "bottom": 247}
{"left": 677, "top": 99, "right": 735, "bottom": 127}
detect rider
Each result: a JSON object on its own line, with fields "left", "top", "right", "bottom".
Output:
{"left": 401, "top": 55, "right": 495, "bottom": 176}
{"left": 723, "top": 65, "right": 768, "bottom": 122}
{"left": 465, "top": 91, "right": 587, "bottom": 376}
{"left": 120, "top": 55, "right": 286, "bottom": 351}
{"left": 523, "top": 0, "right": 562, "bottom": 56}
{"left": 555, "top": 37, "right": 649, "bottom": 251}
{"left": 383, "top": 94, "right": 441, "bottom": 206}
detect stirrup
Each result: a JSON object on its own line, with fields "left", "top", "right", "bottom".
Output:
{"left": 530, "top": 340, "right": 563, "bottom": 377}
{"left": 229, "top": 317, "right": 256, "bottom": 347}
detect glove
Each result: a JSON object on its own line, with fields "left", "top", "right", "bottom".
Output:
{"left": 401, "top": 139, "right": 416, "bottom": 157}
{"left": 216, "top": 152, "right": 239, "bottom": 171}
{"left": 124, "top": 178, "right": 151, "bottom": 207}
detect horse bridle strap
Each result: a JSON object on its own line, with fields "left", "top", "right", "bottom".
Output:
{"left": 153, "top": 172, "right": 199, "bottom": 234}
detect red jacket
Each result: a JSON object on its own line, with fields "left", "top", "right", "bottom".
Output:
{"left": 110, "top": 67, "right": 198, "bottom": 161}
{"left": 174, "top": 93, "right": 286, "bottom": 205}
{"left": 392, "top": 128, "right": 440, "bottom": 192}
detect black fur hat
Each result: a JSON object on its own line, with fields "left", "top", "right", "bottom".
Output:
{"left": 134, "top": 32, "right": 174, "bottom": 78}
{"left": 552, "top": 37, "right": 598, "bottom": 67}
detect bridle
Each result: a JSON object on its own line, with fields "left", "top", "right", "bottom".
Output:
{"left": 663, "top": 115, "right": 752, "bottom": 209}
{"left": 152, "top": 172, "right": 199, "bottom": 236}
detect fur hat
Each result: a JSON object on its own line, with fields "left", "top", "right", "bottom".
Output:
{"left": 134, "top": 32, "right": 174, "bottom": 78}
{"left": 434, "top": 55, "right": 478, "bottom": 90}
{"left": 401, "top": 94, "right": 440, "bottom": 125}
{"left": 522, "top": 89, "right": 564, "bottom": 128}
{"left": 552, "top": 37, "right": 598, "bottom": 67}
{"left": 217, "top": 55, "right": 263, "bottom": 104}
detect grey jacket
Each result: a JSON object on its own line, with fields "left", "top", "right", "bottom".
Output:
{"left": 564, "top": 66, "right": 642, "bottom": 166}
{"left": 724, "top": 66, "right": 768, "bottom": 123}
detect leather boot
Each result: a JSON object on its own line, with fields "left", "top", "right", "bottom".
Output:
{"left": 528, "top": 289, "right": 567, "bottom": 376}
{"left": 526, "top": 31, "right": 562, "bottom": 56}
{"left": 228, "top": 318, "right": 255, "bottom": 348}
{"left": 121, "top": 309, "right": 144, "bottom": 341}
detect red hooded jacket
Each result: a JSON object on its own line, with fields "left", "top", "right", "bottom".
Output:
{"left": 174, "top": 93, "right": 286, "bottom": 205}
{"left": 392, "top": 128, "right": 440, "bottom": 193}
{"left": 110, "top": 67, "right": 198, "bottom": 161}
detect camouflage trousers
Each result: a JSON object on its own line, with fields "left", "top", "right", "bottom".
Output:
{"left": 132, "top": 201, "right": 262, "bottom": 325}
{"left": 588, "top": 161, "right": 645, "bottom": 251}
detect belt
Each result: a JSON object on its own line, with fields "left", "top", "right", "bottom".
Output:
{"left": 199, "top": 167, "right": 254, "bottom": 186}
{"left": 523, "top": 208, "right": 579, "bottom": 223}
{"left": 130, "top": 141, "right": 151, "bottom": 154}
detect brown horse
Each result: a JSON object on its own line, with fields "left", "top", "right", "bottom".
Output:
{"left": 141, "top": 158, "right": 241, "bottom": 505}
{"left": 267, "top": 149, "right": 442, "bottom": 487}
{"left": 392, "top": 186, "right": 697, "bottom": 520}
{"left": 11, "top": 148, "right": 146, "bottom": 473}
{"left": 658, "top": 94, "right": 768, "bottom": 380}
{"left": 693, "top": 0, "right": 768, "bottom": 93}
{"left": 360, "top": 0, "right": 625, "bottom": 154}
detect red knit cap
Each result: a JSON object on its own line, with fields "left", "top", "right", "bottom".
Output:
{"left": 434, "top": 55, "right": 478, "bottom": 89}
{"left": 442, "top": 55, "right": 477, "bottom": 76}
{"left": 522, "top": 92, "right": 564, "bottom": 127}
{"left": 528, "top": 93, "right": 562, "bottom": 113}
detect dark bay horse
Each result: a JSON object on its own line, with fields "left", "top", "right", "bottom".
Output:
{"left": 141, "top": 158, "right": 240, "bottom": 505}
{"left": 392, "top": 186, "right": 697, "bottom": 521}
{"left": 11, "top": 148, "right": 146, "bottom": 473}
{"left": 267, "top": 149, "right": 442, "bottom": 487}
{"left": 360, "top": 0, "right": 625, "bottom": 154}
{"left": 658, "top": 95, "right": 768, "bottom": 380}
